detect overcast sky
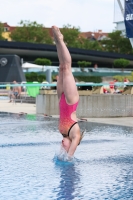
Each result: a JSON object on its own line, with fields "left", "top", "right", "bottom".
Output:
{"left": 1, "top": 0, "right": 121, "bottom": 32}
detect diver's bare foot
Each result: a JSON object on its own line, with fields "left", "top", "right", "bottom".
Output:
{"left": 52, "top": 26, "right": 63, "bottom": 43}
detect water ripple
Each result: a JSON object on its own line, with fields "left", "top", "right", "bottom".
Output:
{"left": 0, "top": 113, "right": 133, "bottom": 200}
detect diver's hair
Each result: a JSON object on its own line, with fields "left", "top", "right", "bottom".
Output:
{"left": 78, "top": 130, "right": 86, "bottom": 145}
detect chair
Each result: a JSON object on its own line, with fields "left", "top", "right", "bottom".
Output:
{"left": 51, "top": 82, "right": 57, "bottom": 90}
{"left": 122, "top": 86, "right": 133, "bottom": 94}
{"left": 40, "top": 81, "right": 49, "bottom": 90}
{"left": 92, "top": 86, "right": 104, "bottom": 94}
{"left": 21, "top": 81, "right": 28, "bottom": 102}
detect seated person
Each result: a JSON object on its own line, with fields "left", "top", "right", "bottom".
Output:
{"left": 12, "top": 80, "right": 21, "bottom": 99}
{"left": 103, "top": 88, "right": 108, "bottom": 94}
{"left": 113, "top": 85, "right": 122, "bottom": 94}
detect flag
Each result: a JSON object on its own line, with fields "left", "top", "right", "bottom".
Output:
{"left": 124, "top": 0, "right": 133, "bottom": 38}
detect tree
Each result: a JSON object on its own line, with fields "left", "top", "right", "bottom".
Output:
{"left": 77, "top": 61, "right": 91, "bottom": 71}
{"left": 10, "top": 20, "right": 53, "bottom": 44}
{"left": 60, "top": 24, "right": 104, "bottom": 51}
{"left": 34, "top": 58, "right": 52, "bottom": 66}
{"left": 61, "top": 24, "right": 81, "bottom": 47}
{"left": 101, "top": 30, "right": 133, "bottom": 54}
{"left": 34, "top": 58, "right": 52, "bottom": 72}
{"left": 0, "top": 22, "right": 5, "bottom": 40}
{"left": 82, "top": 39, "right": 103, "bottom": 51}
{"left": 113, "top": 58, "right": 130, "bottom": 71}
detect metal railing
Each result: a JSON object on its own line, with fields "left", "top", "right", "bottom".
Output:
{"left": 0, "top": 82, "right": 133, "bottom": 103}
{"left": 0, "top": 82, "right": 133, "bottom": 88}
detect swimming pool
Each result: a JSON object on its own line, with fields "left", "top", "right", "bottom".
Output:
{"left": 0, "top": 112, "right": 133, "bottom": 200}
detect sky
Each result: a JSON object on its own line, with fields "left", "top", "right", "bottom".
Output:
{"left": 1, "top": 0, "right": 122, "bottom": 33}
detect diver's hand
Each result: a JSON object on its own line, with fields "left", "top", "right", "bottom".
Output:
{"left": 57, "top": 153, "right": 73, "bottom": 162}
{"left": 64, "top": 154, "right": 73, "bottom": 162}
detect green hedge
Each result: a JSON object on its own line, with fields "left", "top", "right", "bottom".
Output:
{"left": 25, "top": 72, "right": 46, "bottom": 82}
{"left": 74, "top": 76, "right": 102, "bottom": 83}
{"left": 113, "top": 72, "right": 133, "bottom": 82}
{"left": 34, "top": 58, "right": 52, "bottom": 66}
{"left": 25, "top": 72, "right": 102, "bottom": 83}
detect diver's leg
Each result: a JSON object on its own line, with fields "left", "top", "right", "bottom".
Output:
{"left": 57, "top": 67, "right": 63, "bottom": 99}
{"left": 52, "top": 27, "right": 64, "bottom": 99}
{"left": 52, "top": 26, "right": 79, "bottom": 104}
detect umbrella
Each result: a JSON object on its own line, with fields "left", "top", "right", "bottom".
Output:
{"left": 22, "top": 62, "right": 43, "bottom": 69}
{"left": 22, "top": 62, "right": 59, "bottom": 73}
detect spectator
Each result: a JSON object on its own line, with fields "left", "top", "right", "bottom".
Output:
{"left": 94, "top": 63, "right": 98, "bottom": 70}
{"left": 124, "top": 77, "right": 129, "bottom": 83}
{"left": 53, "top": 75, "right": 59, "bottom": 82}
{"left": 12, "top": 80, "right": 21, "bottom": 99}
{"left": 124, "top": 77, "right": 129, "bottom": 88}
{"left": 109, "top": 79, "right": 117, "bottom": 94}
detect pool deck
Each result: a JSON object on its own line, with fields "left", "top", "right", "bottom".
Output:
{"left": 0, "top": 99, "right": 132, "bottom": 127}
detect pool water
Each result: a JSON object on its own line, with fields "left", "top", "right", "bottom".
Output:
{"left": 0, "top": 112, "right": 133, "bottom": 200}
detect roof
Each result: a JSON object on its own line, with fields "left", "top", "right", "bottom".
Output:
{"left": 3, "top": 22, "right": 16, "bottom": 32}
{"left": 80, "top": 31, "right": 108, "bottom": 40}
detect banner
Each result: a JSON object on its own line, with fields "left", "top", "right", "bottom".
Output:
{"left": 124, "top": 0, "right": 133, "bottom": 38}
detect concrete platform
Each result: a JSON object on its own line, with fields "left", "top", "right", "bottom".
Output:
{"left": 37, "top": 92, "right": 133, "bottom": 117}
{"left": 0, "top": 99, "right": 132, "bottom": 127}
{"left": 0, "top": 100, "right": 36, "bottom": 114}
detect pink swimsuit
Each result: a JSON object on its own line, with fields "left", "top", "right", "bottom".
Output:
{"left": 59, "top": 93, "right": 79, "bottom": 136}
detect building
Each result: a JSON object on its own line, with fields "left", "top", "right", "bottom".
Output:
{"left": 1, "top": 23, "right": 16, "bottom": 41}
{"left": 80, "top": 30, "right": 108, "bottom": 41}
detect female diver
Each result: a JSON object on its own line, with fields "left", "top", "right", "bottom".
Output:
{"left": 52, "top": 26, "right": 84, "bottom": 161}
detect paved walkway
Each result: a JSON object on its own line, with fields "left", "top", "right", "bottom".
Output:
{"left": 0, "top": 99, "right": 132, "bottom": 127}
{"left": 0, "top": 100, "right": 36, "bottom": 114}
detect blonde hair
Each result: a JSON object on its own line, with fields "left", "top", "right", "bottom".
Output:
{"left": 79, "top": 130, "right": 86, "bottom": 145}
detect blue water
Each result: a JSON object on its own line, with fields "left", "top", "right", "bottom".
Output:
{"left": 0, "top": 112, "right": 133, "bottom": 200}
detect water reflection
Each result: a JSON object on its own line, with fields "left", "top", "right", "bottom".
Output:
{"left": 55, "top": 160, "right": 80, "bottom": 200}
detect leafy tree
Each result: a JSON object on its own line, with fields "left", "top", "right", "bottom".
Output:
{"left": 101, "top": 30, "right": 133, "bottom": 54}
{"left": 0, "top": 22, "right": 5, "bottom": 40}
{"left": 34, "top": 58, "right": 52, "bottom": 66}
{"left": 61, "top": 24, "right": 81, "bottom": 47}
{"left": 60, "top": 24, "right": 104, "bottom": 51}
{"left": 77, "top": 61, "right": 91, "bottom": 71}
{"left": 34, "top": 58, "right": 52, "bottom": 72}
{"left": 26, "top": 72, "right": 38, "bottom": 82}
{"left": 10, "top": 20, "right": 53, "bottom": 44}
{"left": 25, "top": 72, "right": 46, "bottom": 82}
{"left": 77, "top": 61, "right": 91, "bottom": 67}
{"left": 82, "top": 39, "right": 103, "bottom": 51}
{"left": 113, "top": 58, "right": 130, "bottom": 71}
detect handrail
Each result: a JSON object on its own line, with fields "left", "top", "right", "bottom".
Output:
{"left": 0, "top": 82, "right": 133, "bottom": 87}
